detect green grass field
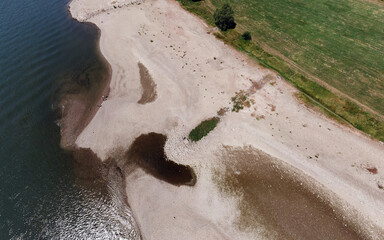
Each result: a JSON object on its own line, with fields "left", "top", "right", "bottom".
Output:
{"left": 205, "top": 0, "right": 384, "bottom": 114}
{"left": 214, "top": 0, "right": 384, "bottom": 114}
{"left": 177, "top": 0, "right": 384, "bottom": 141}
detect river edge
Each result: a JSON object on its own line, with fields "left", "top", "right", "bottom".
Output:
{"left": 63, "top": 0, "right": 384, "bottom": 238}
{"left": 58, "top": 9, "right": 112, "bottom": 149}
{"left": 56, "top": 3, "right": 142, "bottom": 238}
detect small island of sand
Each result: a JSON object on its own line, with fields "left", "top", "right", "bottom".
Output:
{"left": 67, "top": 0, "right": 384, "bottom": 239}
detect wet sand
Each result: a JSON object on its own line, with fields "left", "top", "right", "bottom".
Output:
{"left": 137, "top": 63, "right": 157, "bottom": 104}
{"left": 57, "top": 23, "right": 111, "bottom": 149}
{"left": 215, "top": 146, "right": 366, "bottom": 239}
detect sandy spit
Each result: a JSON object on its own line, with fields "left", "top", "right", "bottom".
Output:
{"left": 68, "top": 0, "right": 384, "bottom": 239}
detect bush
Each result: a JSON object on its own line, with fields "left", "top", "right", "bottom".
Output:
{"left": 213, "top": 4, "right": 236, "bottom": 31}
{"left": 188, "top": 117, "right": 220, "bottom": 141}
{"left": 242, "top": 31, "right": 252, "bottom": 41}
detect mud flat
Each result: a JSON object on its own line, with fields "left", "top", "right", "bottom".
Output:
{"left": 68, "top": 0, "right": 384, "bottom": 239}
{"left": 215, "top": 146, "right": 365, "bottom": 239}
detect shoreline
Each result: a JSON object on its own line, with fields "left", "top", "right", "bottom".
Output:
{"left": 58, "top": 18, "right": 112, "bottom": 149}
{"left": 71, "top": 147, "right": 142, "bottom": 239}
{"left": 67, "top": 0, "right": 384, "bottom": 239}
{"left": 57, "top": 10, "right": 143, "bottom": 237}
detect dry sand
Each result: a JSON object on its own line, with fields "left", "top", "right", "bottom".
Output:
{"left": 69, "top": 0, "right": 384, "bottom": 239}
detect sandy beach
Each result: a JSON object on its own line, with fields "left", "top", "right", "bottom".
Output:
{"left": 68, "top": 0, "right": 384, "bottom": 239}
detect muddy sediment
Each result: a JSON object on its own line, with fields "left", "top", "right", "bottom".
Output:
{"left": 57, "top": 22, "right": 111, "bottom": 149}
{"left": 71, "top": 147, "right": 141, "bottom": 239}
{"left": 71, "top": 147, "right": 130, "bottom": 207}
{"left": 71, "top": 148, "right": 120, "bottom": 201}
{"left": 137, "top": 62, "right": 157, "bottom": 104}
{"left": 215, "top": 146, "right": 372, "bottom": 240}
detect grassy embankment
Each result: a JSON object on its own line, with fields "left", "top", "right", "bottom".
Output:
{"left": 177, "top": 0, "right": 384, "bottom": 142}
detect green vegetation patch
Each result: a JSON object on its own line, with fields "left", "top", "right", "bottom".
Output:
{"left": 231, "top": 90, "right": 254, "bottom": 112}
{"left": 177, "top": 0, "right": 384, "bottom": 142}
{"left": 189, "top": 117, "right": 220, "bottom": 141}
{"left": 213, "top": 3, "right": 236, "bottom": 31}
{"left": 241, "top": 31, "right": 251, "bottom": 41}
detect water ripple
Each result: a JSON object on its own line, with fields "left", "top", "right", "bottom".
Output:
{"left": 0, "top": 0, "right": 138, "bottom": 238}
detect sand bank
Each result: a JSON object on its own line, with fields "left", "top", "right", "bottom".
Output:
{"left": 69, "top": 0, "right": 384, "bottom": 238}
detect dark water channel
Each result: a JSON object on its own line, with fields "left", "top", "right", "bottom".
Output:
{"left": 125, "top": 133, "right": 195, "bottom": 186}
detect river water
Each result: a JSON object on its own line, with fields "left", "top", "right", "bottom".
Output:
{"left": 0, "top": 0, "right": 137, "bottom": 238}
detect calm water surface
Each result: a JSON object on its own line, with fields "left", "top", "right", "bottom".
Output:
{"left": 0, "top": 0, "right": 136, "bottom": 238}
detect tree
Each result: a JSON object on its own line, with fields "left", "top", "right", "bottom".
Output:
{"left": 213, "top": 4, "right": 236, "bottom": 31}
{"left": 242, "top": 31, "right": 252, "bottom": 41}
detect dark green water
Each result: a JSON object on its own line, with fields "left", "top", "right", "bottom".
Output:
{"left": 0, "top": 0, "right": 137, "bottom": 238}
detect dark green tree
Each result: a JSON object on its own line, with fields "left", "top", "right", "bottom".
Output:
{"left": 213, "top": 4, "right": 236, "bottom": 31}
{"left": 242, "top": 31, "right": 252, "bottom": 41}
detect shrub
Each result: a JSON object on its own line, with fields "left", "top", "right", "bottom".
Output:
{"left": 242, "top": 31, "right": 252, "bottom": 41}
{"left": 188, "top": 117, "right": 220, "bottom": 141}
{"left": 231, "top": 90, "right": 252, "bottom": 112}
{"left": 213, "top": 4, "right": 236, "bottom": 31}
